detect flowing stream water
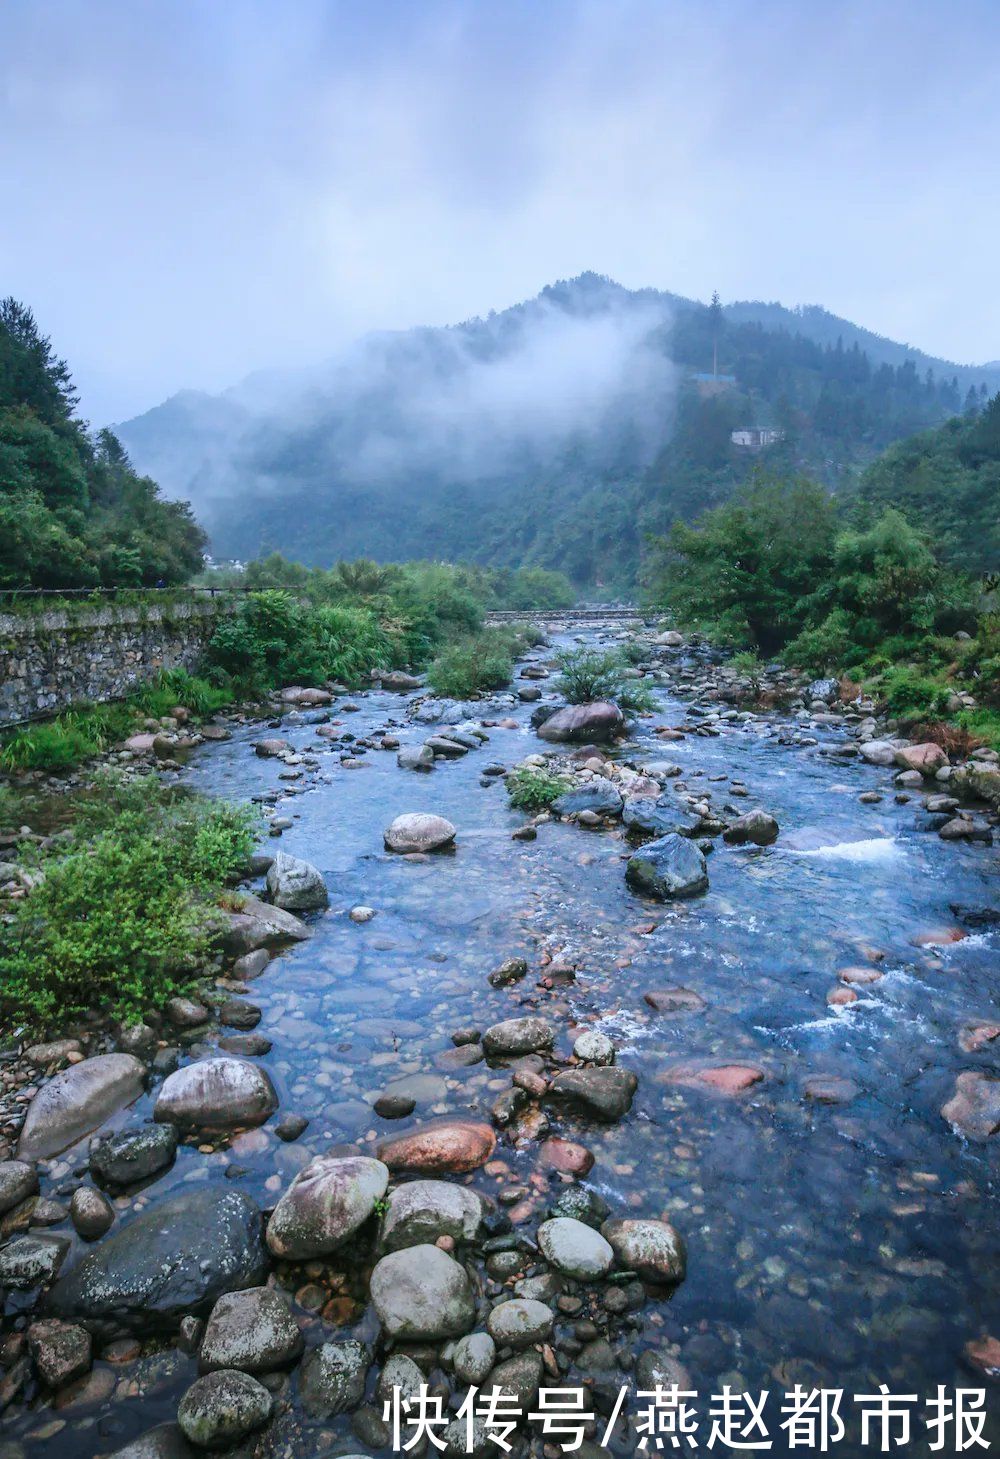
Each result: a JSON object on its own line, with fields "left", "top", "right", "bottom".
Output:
{"left": 5, "top": 624, "right": 998, "bottom": 1457}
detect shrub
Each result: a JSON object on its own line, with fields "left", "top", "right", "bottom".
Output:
{"left": 506, "top": 766, "right": 572, "bottom": 810}
{"left": 876, "top": 666, "right": 951, "bottom": 720}
{"left": 0, "top": 786, "right": 258, "bottom": 1032}
{"left": 426, "top": 630, "right": 515, "bottom": 699}
{"left": 555, "top": 648, "right": 656, "bottom": 716}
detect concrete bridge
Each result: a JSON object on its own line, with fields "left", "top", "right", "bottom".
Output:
{"left": 486, "top": 606, "right": 648, "bottom": 626}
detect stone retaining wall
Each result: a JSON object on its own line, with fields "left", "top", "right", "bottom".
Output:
{"left": 0, "top": 597, "right": 238, "bottom": 727}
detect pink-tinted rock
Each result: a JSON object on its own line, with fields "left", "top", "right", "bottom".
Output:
{"left": 378, "top": 1120, "right": 496, "bottom": 1174}
{"left": 942, "top": 1072, "right": 1000, "bottom": 1141}
{"left": 963, "top": 1335, "right": 1000, "bottom": 1383}
{"left": 838, "top": 966, "right": 884, "bottom": 986}
{"left": 960, "top": 1022, "right": 1000, "bottom": 1054}
{"left": 537, "top": 1138, "right": 594, "bottom": 1177}
{"left": 125, "top": 733, "right": 156, "bottom": 753}
{"left": 894, "top": 742, "right": 948, "bottom": 775}
{"left": 803, "top": 1075, "right": 860, "bottom": 1104}
{"left": 827, "top": 986, "right": 858, "bottom": 1007}
{"left": 911, "top": 926, "right": 967, "bottom": 947}
{"left": 538, "top": 702, "right": 626, "bottom": 744}
{"left": 663, "top": 1063, "right": 765, "bottom": 1096}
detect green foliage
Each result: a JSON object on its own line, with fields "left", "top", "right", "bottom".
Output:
{"left": 426, "top": 630, "right": 516, "bottom": 699}
{"left": 645, "top": 475, "right": 838, "bottom": 654}
{"left": 0, "top": 781, "right": 258, "bottom": 1032}
{"left": 874, "top": 666, "right": 951, "bottom": 720}
{"left": 505, "top": 766, "right": 572, "bottom": 810}
{"left": 555, "top": 647, "right": 656, "bottom": 716}
{"left": 0, "top": 299, "right": 206, "bottom": 589}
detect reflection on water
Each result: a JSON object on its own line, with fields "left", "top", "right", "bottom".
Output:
{"left": 5, "top": 630, "right": 998, "bottom": 1456}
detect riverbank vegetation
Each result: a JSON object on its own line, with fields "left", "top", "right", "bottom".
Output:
{"left": 645, "top": 468, "right": 1000, "bottom": 748}
{"left": 0, "top": 299, "right": 205, "bottom": 589}
{"left": 0, "top": 775, "right": 257, "bottom": 1033}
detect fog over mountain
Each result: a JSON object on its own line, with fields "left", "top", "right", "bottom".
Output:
{"left": 117, "top": 274, "right": 1000, "bottom": 585}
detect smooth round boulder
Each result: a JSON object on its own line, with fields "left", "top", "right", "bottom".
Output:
{"left": 538, "top": 703, "right": 625, "bottom": 744}
{"left": 199, "top": 1287, "right": 303, "bottom": 1373}
{"left": 17, "top": 1055, "right": 145, "bottom": 1161}
{"left": 377, "top": 1120, "right": 496, "bottom": 1174}
{"left": 487, "top": 1299, "right": 553, "bottom": 1349}
{"left": 154, "top": 1059, "right": 278, "bottom": 1131}
{"left": 177, "top": 1369, "right": 272, "bottom": 1450}
{"left": 601, "top": 1217, "right": 686, "bottom": 1285}
{"left": 378, "top": 1180, "right": 482, "bottom": 1252}
{"left": 722, "top": 811, "right": 780, "bottom": 847}
{"left": 483, "top": 1017, "right": 555, "bottom": 1058}
{"left": 573, "top": 1030, "right": 615, "bottom": 1065}
{"left": 69, "top": 1186, "right": 114, "bottom": 1241}
{"left": 537, "top": 1217, "right": 614, "bottom": 1279}
{"left": 266, "top": 1155, "right": 388, "bottom": 1259}
{"left": 384, "top": 813, "right": 457, "bottom": 853}
{"left": 545, "top": 1066, "right": 637, "bottom": 1122}
{"left": 369, "top": 1244, "right": 475, "bottom": 1340}
{"left": 90, "top": 1125, "right": 178, "bottom": 1187}
{"left": 452, "top": 1332, "right": 496, "bottom": 1386}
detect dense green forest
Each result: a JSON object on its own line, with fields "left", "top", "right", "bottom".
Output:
{"left": 119, "top": 273, "right": 1000, "bottom": 590}
{"left": 0, "top": 299, "right": 205, "bottom": 590}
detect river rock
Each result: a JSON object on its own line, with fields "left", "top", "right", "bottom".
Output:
{"left": 154, "top": 1058, "right": 278, "bottom": 1131}
{"left": 644, "top": 987, "right": 706, "bottom": 1014}
{"left": 483, "top": 1017, "right": 555, "bottom": 1058}
{"left": 486, "top": 1299, "right": 553, "bottom": 1348}
{"left": 369, "top": 1244, "right": 476, "bottom": 1340}
{"left": 398, "top": 744, "right": 435, "bottom": 771}
{"left": 107, "top": 1424, "right": 196, "bottom": 1458}
{"left": 942, "top": 1072, "right": 1000, "bottom": 1141}
{"left": 384, "top": 813, "right": 456, "bottom": 853}
{"left": 635, "top": 1347, "right": 694, "bottom": 1391}
{"left": 17, "top": 1054, "right": 146, "bottom": 1161}
{"left": 0, "top": 1234, "right": 70, "bottom": 1288}
{"left": 378, "top": 1120, "right": 496, "bottom": 1173}
{"left": 199, "top": 1287, "right": 303, "bottom": 1373}
{"left": 90, "top": 1125, "right": 178, "bottom": 1187}
{"left": 488, "top": 1350, "right": 543, "bottom": 1408}
{"left": 178, "top": 1368, "right": 273, "bottom": 1449}
{"left": 221, "top": 895, "right": 311, "bottom": 957}
{"left": 538, "top": 1137, "right": 595, "bottom": 1176}
{"left": 601, "top": 1217, "right": 686, "bottom": 1284}
{"left": 48, "top": 1187, "right": 267, "bottom": 1330}
{"left": 625, "top": 835, "right": 708, "bottom": 899}
{"left": 537, "top": 1217, "right": 613, "bottom": 1279}
{"left": 70, "top": 1186, "right": 115, "bottom": 1240}
{"left": 552, "top": 779, "right": 624, "bottom": 817}
{"left": 453, "top": 1332, "right": 497, "bottom": 1386}
{"left": 266, "top": 1155, "right": 389, "bottom": 1259}
{"left": 254, "top": 739, "right": 290, "bottom": 757}
{"left": 377, "top": 1352, "right": 425, "bottom": 1404}
{"left": 573, "top": 1030, "right": 615, "bottom": 1065}
{"left": 722, "top": 810, "right": 779, "bottom": 846}
{"left": 299, "top": 1340, "right": 370, "bottom": 1418}
{"left": 859, "top": 740, "right": 897, "bottom": 766}
{"left": 0, "top": 1160, "right": 39, "bottom": 1215}
{"left": 538, "top": 703, "right": 625, "bottom": 743}
{"left": 265, "top": 850, "right": 329, "bottom": 911}
{"left": 379, "top": 1180, "right": 482, "bottom": 1252}
{"left": 622, "top": 798, "right": 699, "bottom": 839}
{"left": 545, "top": 1066, "right": 637, "bottom": 1122}
{"left": 895, "top": 742, "right": 948, "bottom": 775}
{"left": 28, "top": 1318, "right": 92, "bottom": 1388}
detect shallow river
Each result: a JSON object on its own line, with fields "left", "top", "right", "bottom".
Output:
{"left": 6, "top": 626, "right": 999, "bottom": 1457}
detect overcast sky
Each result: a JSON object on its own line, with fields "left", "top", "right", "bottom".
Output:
{"left": 2, "top": 0, "right": 998, "bottom": 424}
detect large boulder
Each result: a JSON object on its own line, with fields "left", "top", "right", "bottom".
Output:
{"left": 377, "top": 1120, "right": 496, "bottom": 1174}
{"left": 537, "top": 703, "right": 625, "bottom": 744}
{"left": 265, "top": 851, "right": 329, "bottom": 911}
{"left": 17, "top": 1054, "right": 146, "bottom": 1161}
{"left": 600, "top": 1217, "right": 686, "bottom": 1285}
{"left": 859, "top": 740, "right": 897, "bottom": 767}
{"left": 625, "top": 834, "right": 708, "bottom": 900}
{"left": 199, "top": 1288, "right": 303, "bottom": 1374}
{"left": 537, "top": 1217, "right": 613, "bottom": 1279}
{"left": 378, "top": 1180, "right": 483, "bottom": 1252}
{"left": 299, "top": 1340, "right": 369, "bottom": 1419}
{"left": 482, "top": 1017, "right": 555, "bottom": 1058}
{"left": 221, "top": 895, "right": 311, "bottom": 957}
{"left": 106, "top": 1425, "right": 195, "bottom": 1459}
{"left": 154, "top": 1059, "right": 278, "bottom": 1131}
{"left": 265, "top": 1155, "right": 388, "bottom": 1259}
{"left": 552, "top": 779, "right": 624, "bottom": 817}
{"left": 369, "top": 1244, "right": 475, "bottom": 1340}
{"left": 177, "top": 1369, "right": 273, "bottom": 1450}
{"left": 895, "top": 742, "right": 948, "bottom": 775}
{"left": 47, "top": 1187, "right": 267, "bottom": 1331}
{"left": 545, "top": 1067, "right": 637, "bottom": 1122}
{"left": 384, "top": 813, "right": 456, "bottom": 853}
{"left": 622, "top": 799, "right": 699, "bottom": 840}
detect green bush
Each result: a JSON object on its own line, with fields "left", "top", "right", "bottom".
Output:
{"left": 555, "top": 647, "right": 656, "bottom": 716}
{"left": 876, "top": 666, "right": 951, "bottom": 719}
{"left": 0, "top": 783, "right": 258, "bottom": 1032}
{"left": 427, "top": 630, "right": 516, "bottom": 699}
{"left": 506, "top": 766, "right": 572, "bottom": 810}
